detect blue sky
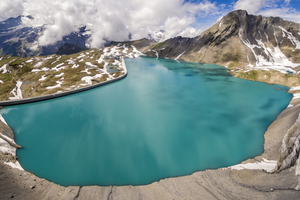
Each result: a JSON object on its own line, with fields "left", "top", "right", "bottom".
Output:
{"left": 1, "top": 0, "right": 300, "bottom": 47}
{"left": 183, "top": 0, "right": 300, "bottom": 29}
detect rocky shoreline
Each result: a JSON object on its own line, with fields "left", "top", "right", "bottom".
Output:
{"left": 1, "top": 71, "right": 300, "bottom": 200}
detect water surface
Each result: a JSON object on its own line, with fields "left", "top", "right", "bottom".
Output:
{"left": 1, "top": 57, "right": 292, "bottom": 186}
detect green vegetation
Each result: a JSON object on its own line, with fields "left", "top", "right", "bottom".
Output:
{"left": 230, "top": 69, "right": 300, "bottom": 87}
{"left": 9, "top": 59, "right": 23, "bottom": 68}
{"left": 17, "top": 65, "right": 33, "bottom": 76}
{"left": 227, "top": 52, "right": 241, "bottom": 68}
{"left": 152, "top": 42, "right": 165, "bottom": 49}
{"left": 0, "top": 47, "right": 127, "bottom": 101}
{"left": 237, "top": 70, "right": 258, "bottom": 81}
{"left": 222, "top": 53, "right": 230, "bottom": 61}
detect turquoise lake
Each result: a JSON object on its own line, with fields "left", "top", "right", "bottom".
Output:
{"left": 1, "top": 57, "right": 292, "bottom": 186}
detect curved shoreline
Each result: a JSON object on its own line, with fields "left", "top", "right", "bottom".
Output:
{"left": 1, "top": 59, "right": 300, "bottom": 199}
{"left": 0, "top": 58, "right": 127, "bottom": 106}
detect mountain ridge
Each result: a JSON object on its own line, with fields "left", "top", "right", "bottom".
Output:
{"left": 2, "top": 9, "right": 300, "bottom": 72}
{"left": 145, "top": 10, "right": 300, "bottom": 72}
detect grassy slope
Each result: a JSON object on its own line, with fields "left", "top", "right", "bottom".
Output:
{"left": 0, "top": 47, "right": 129, "bottom": 101}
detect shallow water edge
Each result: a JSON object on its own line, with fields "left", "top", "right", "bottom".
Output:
{"left": 0, "top": 58, "right": 300, "bottom": 199}
{"left": 0, "top": 56, "right": 294, "bottom": 188}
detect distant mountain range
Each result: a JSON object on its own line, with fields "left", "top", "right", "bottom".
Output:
{"left": 0, "top": 16, "right": 166, "bottom": 57}
{"left": 145, "top": 10, "right": 300, "bottom": 70}
{"left": 1, "top": 10, "right": 300, "bottom": 72}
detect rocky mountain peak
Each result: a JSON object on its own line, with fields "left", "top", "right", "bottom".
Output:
{"left": 147, "top": 10, "right": 300, "bottom": 71}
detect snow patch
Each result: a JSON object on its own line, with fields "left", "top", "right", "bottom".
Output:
{"left": 81, "top": 68, "right": 91, "bottom": 74}
{"left": 72, "top": 64, "right": 79, "bottom": 69}
{"left": 0, "top": 64, "right": 8, "bottom": 73}
{"left": 4, "top": 161, "right": 23, "bottom": 171}
{"left": 0, "top": 133, "right": 16, "bottom": 156}
{"left": 38, "top": 74, "right": 47, "bottom": 81}
{"left": 241, "top": 38, "right": 300, "bottom": 73}
{"left": 32, "top": 67, "right": 49, "bottom": 72}
{"left": 247, "top": 55, "right": 254, "bottom": 68}
{"left": 122, "top": 45, "right": 128, "bottom": 54}
{"left": 52, "top": 63, "right": 65, "bottom": 71}
{"left": 33, "top": 61, "right": 43, "bottom": 68}
{"left": 264, "top": 32, "right": 269, "bottom": 43}
{"left": 229, "top": 158, "right": 277, "bottom": 173}
{"left": 274, "top": 28, "right": 278, "bottom": 45}
{"left": 293, "top": 93, "right": 300, "bottom": 99}
{"left": 279, "top": 26, "right": 300, "bottom": 49}
{"left": 9, "top": 81, "right": 23, "bottom": 100}
{"left": 131, "top": 45, "right": 143, "bottom": 58}
{"left": 76, "top": 54, "right": 85, "bottom": 60}
{"left": 0, "top": 114, "right": 7, "bottom": 125}
{"left": 290, "top": 86, "right": 300, "bottom": 91}
{"left": 67, "top": 59, "right": 75, "bottom": 65}
{"left": 175, "top": 50, "right": 186, "bottom": 60}
{"left": 0, "top": 138, "right": 16, "bottom": 156}
{"left": 224, "top": 62, "right": 230, "bottom": 68}
{"left": 51, "top": 56, "right": 61, "bottom": 65}
{"left": 81, "top": 74, "right": 102, "bottom": 85}
{"left": 26, "top": 59, "right": 33, "bottom": 63}
{"left": 55, "top": 73, "right": 64, "bottom": 77}
{"left": 198, "top": 47, "right": 203, "bottom": 53}
{"left": 153, "top": 50, "right": 159, "bottom": 59}
{"left": 45, "top": 55, "right": 54, "bottom": 60}
{"left": 85, "top": 62, "right": 97, "bottom": 68}
{"left": 46, "top": 81, "right": 63, "bottom": 90}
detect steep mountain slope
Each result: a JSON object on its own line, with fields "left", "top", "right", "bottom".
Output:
{"left": 146, "top": 10, "right": 300, "bottom": 72}
{"left": 0, "top": 16, "right": 90, "bottom": 57}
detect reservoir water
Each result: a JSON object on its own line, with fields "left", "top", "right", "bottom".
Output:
{"left": 1, "top": 57, "right": 292, "bottom": 186}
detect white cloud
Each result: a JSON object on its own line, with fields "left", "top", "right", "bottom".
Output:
{"left": 258, "top": 7, "right": 300, "bottom": 23}
{"left": 234, "top": 0, "right": 271, "bottom": 14}
{"left": 7, "top": 0, "right": 218, "bottom": 47}
{"left": 234, "top": 0, "right": 300, "bottom": 23}
{"left": 0, "top": 0, "right": 24, "bottom": 21}
{"left": 2, "top": 0, "right": 299, "bottom": 48}
{"left": 284, "top": 0, "right": 290, "bottom": 5}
